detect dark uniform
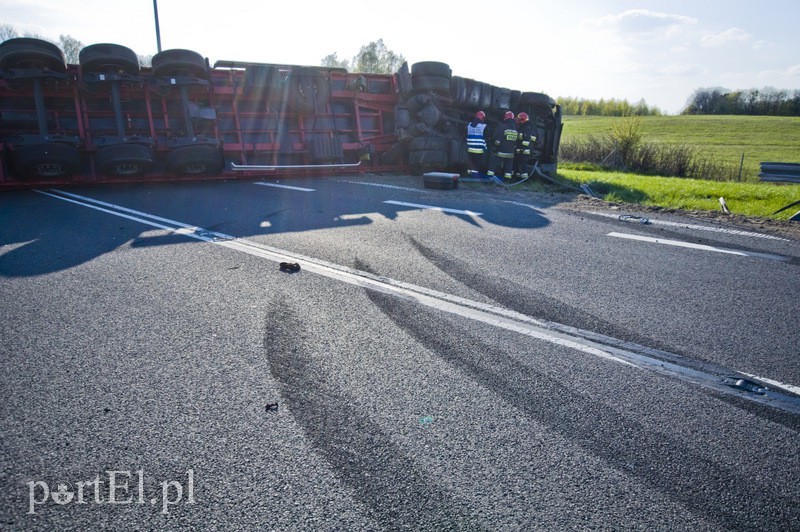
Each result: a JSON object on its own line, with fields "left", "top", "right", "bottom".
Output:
{"left": 486, "top": 112, "right": 518, "bottom": 180}
{"left": 514, "top": 112, "right": 536, "bottom": 177}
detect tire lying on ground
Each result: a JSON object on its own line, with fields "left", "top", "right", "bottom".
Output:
{"left": 79, "top": 43, "right": 139, "bottom": 75}
{"left": 152, "top": 49, "right": 209, "bottom": 79}
{"left": 95, "top": 143, "right": 154, "bottom": 176}
{"left": 167, "top": 145, "right": 224, "bottom": 175}
{"left": 14, "top": 143, "right": 80, "bottom": 179}
{"left": 0, "top": 38, "right": 66, "bottom": 72}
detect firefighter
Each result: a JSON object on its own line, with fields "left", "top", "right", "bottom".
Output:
{"left": 486, "top": 111, "right": 519, "bottom": 181}
{"left": 466, "top": 110, "right": 488, "bottom": 177}
{"left": 514, "top": 112, "right": 537, "bottom": 178}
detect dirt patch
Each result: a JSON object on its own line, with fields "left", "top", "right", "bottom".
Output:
{"left": 558, "top": 194, "right": 800, "bottom": 241}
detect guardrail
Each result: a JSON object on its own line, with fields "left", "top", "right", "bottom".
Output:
{"left": 759, "top": 162, "right": 800, "bottom": 183}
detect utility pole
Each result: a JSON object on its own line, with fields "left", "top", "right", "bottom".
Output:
{"left": 153, "top": 0, "right": 162, "bottom": 53}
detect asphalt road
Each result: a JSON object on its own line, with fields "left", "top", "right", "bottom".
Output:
{"left": 1, "top": 174, "right": 798, "bottom": 530}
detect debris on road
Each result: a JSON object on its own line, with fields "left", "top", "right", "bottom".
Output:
{"left": 279, "top": 262, "right": 301, "bottom": 274}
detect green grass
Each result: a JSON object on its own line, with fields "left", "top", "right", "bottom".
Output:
{"left": 553, "top": 165, "right": 800, "bottom": 220}
{"left": 561, "top": 115, "right": 800, "bottom": 181}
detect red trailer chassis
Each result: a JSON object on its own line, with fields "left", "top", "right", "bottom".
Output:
{"left": 0, "top": 39, "right": 562, "bottom": 189}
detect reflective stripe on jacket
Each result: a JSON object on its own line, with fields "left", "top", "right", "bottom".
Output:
{"left": 466, "top": 122, "right": 487, "bottom": 154}
{"left": 493, "top": 118, "right": 519, "bottom": 157}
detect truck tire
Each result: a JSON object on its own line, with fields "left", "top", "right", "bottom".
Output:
{"left": 405, "top": 93, "right": 432, "bottom": 112}
{"left": 167, "top": 145, "right": 224, "bottom": 175}
{"left": 95, "top": 143, "right": 154, "bottom": 176}
{"left": 395, "top": 105, "right": 412, "bottom": 129}
{"left": 152, "top": 49, "right": 208, "bottom": 79}
{"left": 450, "top": 76, "right": 468, "bottom": 106}
{"left": 466, "top": 79, "right": 481, "bottom": 107}
{"left": 416, "top": 102, "right": 442, "bottom": 128}
{"left": 406, "top": 122, "right": 434, "bottom": 137}
{"left": 0, "top": 38, "right": 67, "bottom": 72}
{"left": 411, "top": 75, "right": 450, "bottom": 93}
{"left": 479, "top": 83, "right": 494, "bottom": 110}
{"left": 79, "top": 43, "right": 139, "bottom": 75}
{"left": 14, "top": 143, "right": 80, "bottom": 178}
{"left": 286, "top": 68, "right": 330, "bottom": 114}
{"left": 411, "top": 61, "right": 451, "bottom": 78}
{"left": 518, "top": 92, "right": 556, "bottom": 107}
{"left": 408, "top": 149, "right": 448, "bottom": 166}
{"left": 409, "top": 136, "right": 449, "bottom": 152}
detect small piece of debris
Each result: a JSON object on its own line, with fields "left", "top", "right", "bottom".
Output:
{"left": 279, "top": 262, "right": 301, "bottom": 273}
{"left": 265, "top": 403, "right": 279, "bottom": 412}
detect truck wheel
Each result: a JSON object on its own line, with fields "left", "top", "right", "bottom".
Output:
{"left": 409, "top": 136, "right": 449, "bottom": 152}
{"left": 79, "top": 43, "right": 140, "bottom": 75}
{"left": 411, "top": 61, "right": 451, "bottom": 78}
{"left": 0, "top": 38, "right": 67, "bottom": 72}
{"left": 14, "top": 143, "right": 80, "bottom": 178}
{"left": 416, "top": 103, "right": 442, "bottom": 128}
{"left": 408, "top": 149, "right": 448, "bottom": 170}
{"left": 152, "top": 49, "right": 208, "bottom": 79}
{"left": 167, "top": 145, "right": 224, "bottom": 175}
{"left": 95, "top": 143, "right": 153, "bottom": 176}
{"left": 286, "top": 68, "right": 330, "bottom": 114}
{"left": 518, "top": 92, "right": 556, "bottom": 107}
{"left": 411, "top": 75, "right": 450, "bottom": 93}
{"left": 450, "top": 76, "right": 468, "bottom": 106}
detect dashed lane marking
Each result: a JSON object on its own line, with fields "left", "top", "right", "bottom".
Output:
{"left": 589, "top": 210, "right": 788, "bottom": 241}
{"left": 608, "top": 232, "right": 789, "bottom": 261}
{"left": 254, "top": 182, "right": 315, "bottom": 192}
{"left": 383, "top": 200, "right": 482, "bottom": 217}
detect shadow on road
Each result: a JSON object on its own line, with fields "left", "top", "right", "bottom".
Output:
{"left": 0, "top": 176, "right": 557, "bottom": 277}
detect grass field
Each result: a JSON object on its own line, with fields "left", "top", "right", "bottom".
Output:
{"left": 552, "top": 166, "right": 800, "bottom": 220}
{"left": 560, "top": 115, "right": 800, "bottom": 182}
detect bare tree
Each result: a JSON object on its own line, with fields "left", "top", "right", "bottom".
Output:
{"left": 0, "top": 23, "right": 19, "bottom": 42}
{"left": 58, "top": 34, "right": 83, "bottom": 64}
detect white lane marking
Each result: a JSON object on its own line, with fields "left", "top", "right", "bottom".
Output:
{"left": 588, "top": 211, "right": 788, "bottom": 241}
{"left": 254, "top": 182, "right": 315, "bottom": 192}
{"left": 740, "top": 372, "right": 800, "bottom": 396}
{"left": 336, "top": 180, "right": 420, "bottom": 192}
{"left": 608, "top": 232, "right": 790, "bottom": 262}
{"left": 384, "top": 200, "right": 482, "bottom": 217}
{"left": 502, "top": 200, "right": 544, "bottom": 210}
{"left": 36, "top": 189, "right": 800, "bottom": 410}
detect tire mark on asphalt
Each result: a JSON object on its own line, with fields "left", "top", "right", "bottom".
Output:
{"left": 262, "top": 297, "right": 485, "bottom": 531}
{"left": 409, "top": 237, "right": 686, "bottom": 357}
{"left": 365, "top": 289, "right": 799, "bottom": 531}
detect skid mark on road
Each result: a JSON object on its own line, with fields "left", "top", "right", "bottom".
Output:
{"left": 364, "top": 288, "right": 799, "bottom": 531}
{"left": 263, "top": 298, "right": 479, "bottom": 529}
{"left": 36, "top": 188, "right": 800, "bottom": 416}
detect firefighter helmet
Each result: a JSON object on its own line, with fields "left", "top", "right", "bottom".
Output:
{"left": 503, "top": 111, "right": 514, "bottom": 120}
{"left": 475, "top": 110, "right": 486, "bottom": 121}
{"left": 516, "top": 112, "right": 529, "bottom": 123}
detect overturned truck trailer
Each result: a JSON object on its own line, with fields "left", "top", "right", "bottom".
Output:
{"left": 0, "top": 38, "right": 563, "bottom": 189}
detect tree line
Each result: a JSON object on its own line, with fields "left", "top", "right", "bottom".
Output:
{"left": 682, "top": 86, "right": 800, "bottom": 116}
{"left": 556, "top": 97, "right": 662, "bottom": 117}
{"left": 0, "top": 23, "right": 153, "bottom": 66}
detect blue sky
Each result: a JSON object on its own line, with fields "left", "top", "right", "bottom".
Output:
{"left": 2, "top": 0, "right": 798, "bottom": 114}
